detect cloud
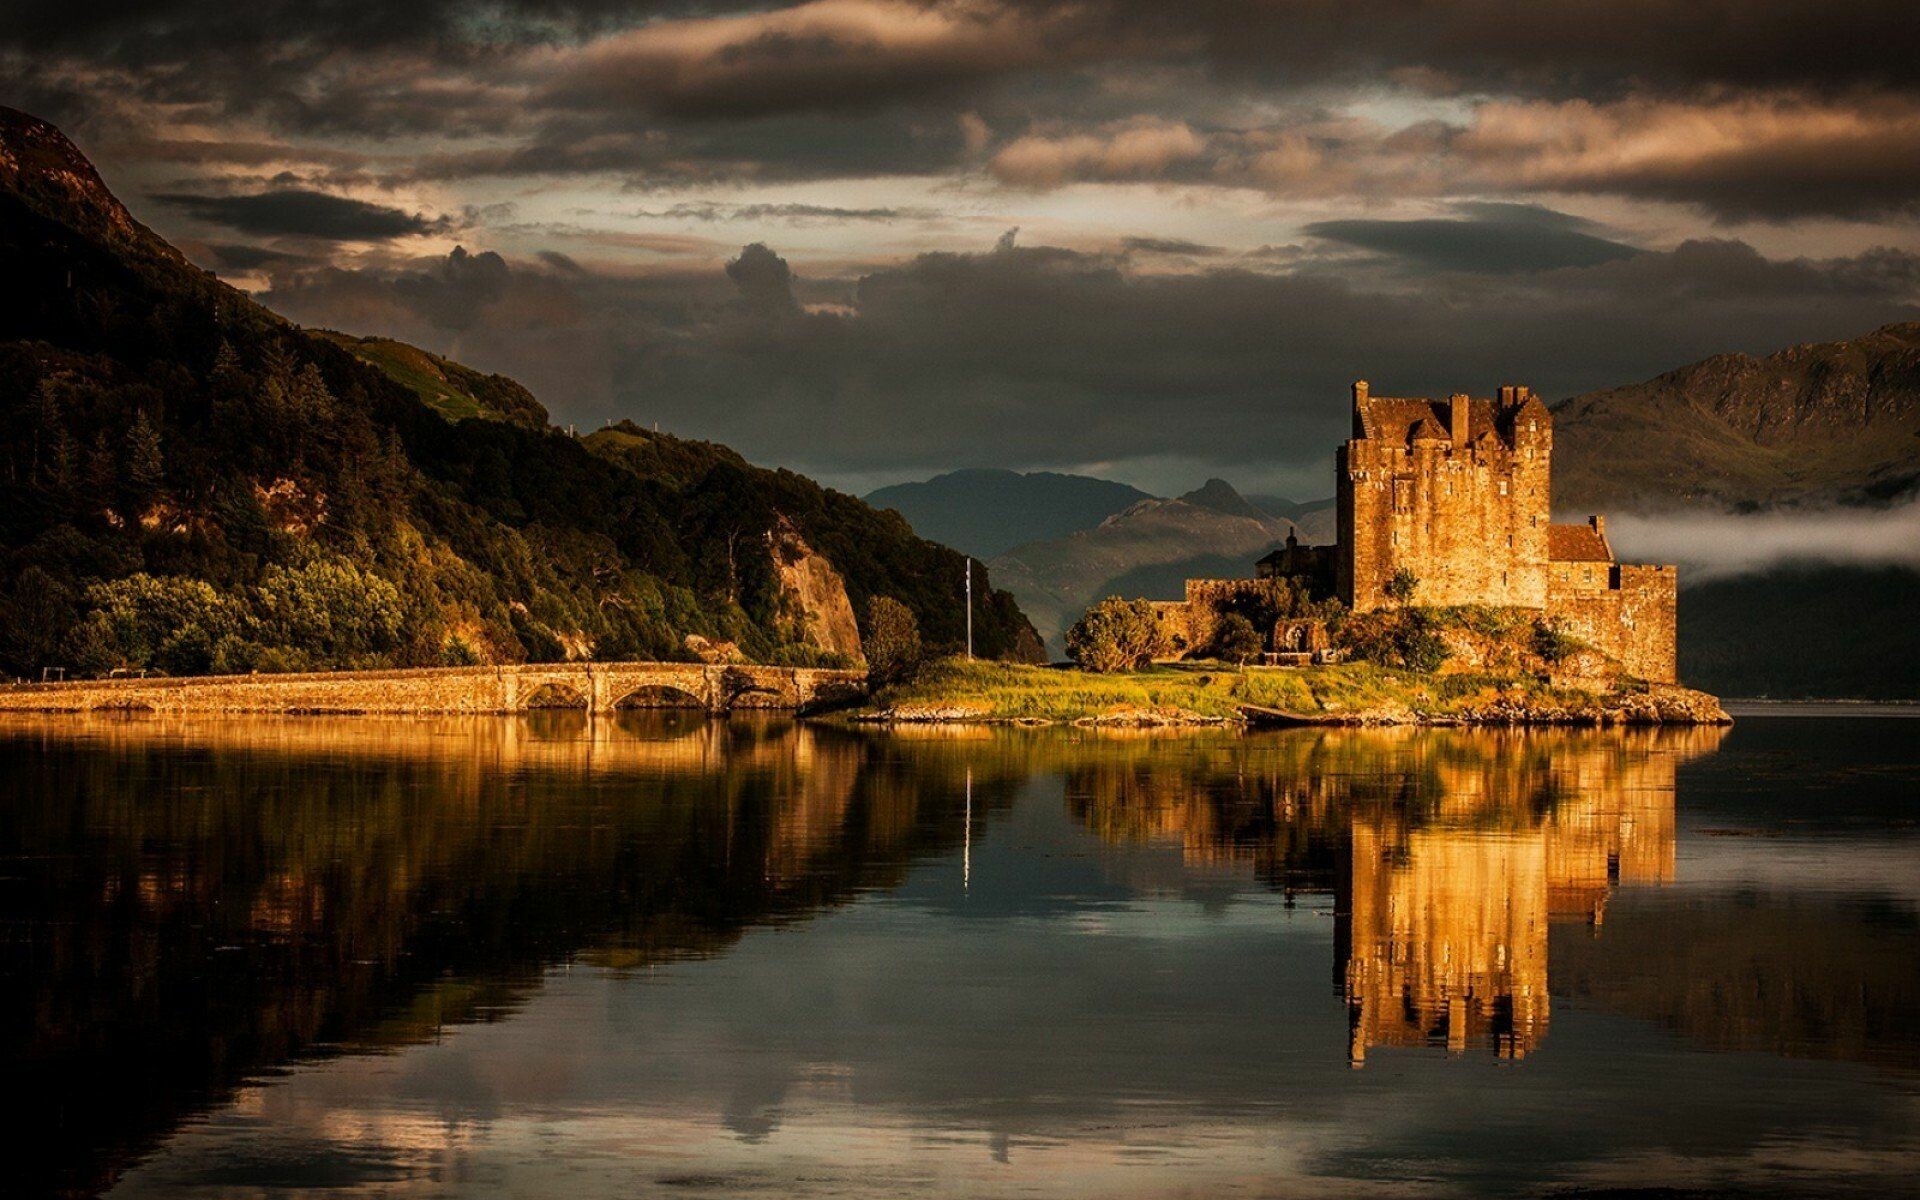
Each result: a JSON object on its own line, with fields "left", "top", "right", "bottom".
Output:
{"left": 1453, "top": 93, "right": 1920, "bottom": 221}
{"left": 1609, "top": 499, "right": 1920, "bottom": 578}
{"left": 13, "top": 2, "right": 1920, "bottom": 224}
{"left": 534, "top": 0, "right": 1078, "bottom": 120}
{"left": 725, "top": 242, "right": 800, "bottom": 311}
{"left": 1121, "top": 236, "right": 1226, "bottom": 258}
{"left": 989, "top": 119, "right": 1207, "bottom": 187}
{"left": 1303, "top": 209, "right": 1642, "bottom": 273}
{"left": 152, "top": 188, "right": 452, "bottom": 241}
{"left": 257, "top": 234, "right": 1920, "bottom": 489}
{"left": 634, "top": 201, "right": 939, "bottom": 223}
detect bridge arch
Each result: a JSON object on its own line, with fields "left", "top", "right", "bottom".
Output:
{"left": 520, "top": 680, "right": 589, "bottom": 710}
{"left": 611, "top": 684, "right": 710, "bottom": 711}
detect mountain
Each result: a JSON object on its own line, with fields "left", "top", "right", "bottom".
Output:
{"left": 0, "top": 106, "right": 1041, "bottom": 678}
{"left": 1179, "top": 477, "right": 1268, "bottom": 519}
{"left": 1681, "top": 564, "right": 1920, "bottom": 699}
{"left": 865, "top": 468, "right": 1153, "bottom": 558}
{"left": 989, "top": 480, "right": 1296, "bottom": 653}
{"left": 1554, "top": 324, "right": 1920, "bottom": 512}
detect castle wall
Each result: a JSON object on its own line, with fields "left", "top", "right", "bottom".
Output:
{"left": 1339, "top": 397, "right": 1552, "bottom": 612}
{"left": 1546, "top": 565, "right": 1677, "bottom": 684}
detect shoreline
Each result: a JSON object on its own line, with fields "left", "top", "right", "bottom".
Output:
{"left": 849, "top": 660, "right": 1731, "bottom": 728}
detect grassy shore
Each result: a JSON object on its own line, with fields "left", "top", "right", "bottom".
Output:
{"left": 853, "top": 658, "right": 1727, "bottom": 726}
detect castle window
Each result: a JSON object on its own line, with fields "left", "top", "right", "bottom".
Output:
{"left": 1498, "top": 481, "right": 1508, "bottom": 496}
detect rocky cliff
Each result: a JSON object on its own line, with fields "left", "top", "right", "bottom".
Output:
{"left": 767, "top": 518, "right": 865, "bottom": 665}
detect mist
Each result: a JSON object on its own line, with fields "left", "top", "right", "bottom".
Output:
{"left": 1607, "top": 499, "right": 1920, "bottom": 580}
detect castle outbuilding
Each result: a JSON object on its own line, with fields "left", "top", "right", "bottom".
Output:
{"left": 1150, "top": 380, "right": 1678, "bottom": 683}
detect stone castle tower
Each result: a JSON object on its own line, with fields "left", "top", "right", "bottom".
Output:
{"left": 1337, "top": 381, "right": 1554, "bottom": 610}
{"left": 1336, "top": 380, "right": 1677, "bottom": 683}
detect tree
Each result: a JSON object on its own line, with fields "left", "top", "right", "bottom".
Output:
{"left": 1385, "top": 568, "right": 1420, "bottom": 606}
{"left": 1212, "top": 613, "right": 1263, "bottom": 665}
{"left": 123, "top": 409, "right": 164, "bottom": 507}
{"left": 254, "top": 559, "right": 406, "bottom": 664}
{"left": 0, "top": 567, "right": 78, "bottom": 674}
{"left": 863, "top": 595, "right": 922, "bottom": 685}
{"left": 1066, "top": 597, "right": 1164, "bottom": 673}
{"left": 69, "top": 574, "right": 247, "bottom": 675}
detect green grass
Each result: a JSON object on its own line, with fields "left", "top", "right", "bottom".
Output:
{"left": 329, "top": 336, "right": 490, "bottom": 421}
{"left": 863, "top": 658, "right": 1602, "bottom": 723}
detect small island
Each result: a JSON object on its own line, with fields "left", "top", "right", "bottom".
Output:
{"left": 853, "top": 380, "right": 1728, "bottom": 727}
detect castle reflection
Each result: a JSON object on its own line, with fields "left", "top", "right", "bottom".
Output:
{"left": 1062, "top": 726, "right": 1723, "bottom": 1063}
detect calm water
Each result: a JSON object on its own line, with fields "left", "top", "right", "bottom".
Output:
{"left": 3, "top": 712, "right": 1917, "bottom": 1198}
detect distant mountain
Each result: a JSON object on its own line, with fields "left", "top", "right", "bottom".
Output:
{"left": 1554, "top": 324, "right": 1920, "bottom": 512}
{"left": 1178, "top": 477, "right": 1267, "bottom": 519}
{"left": 0, "top": 106, "right": 1041, "bottom": 677}
{"left": 1249, "top": 494, "right": 1338, "bottom": 542}
{"left": 990, "top": 480, "right": 1295, "bottom": 653}
{"left": 1681, "top": 564, "right": 1920, "bottom": 699}
{"left": 865, "top": 468, "right": 1153, "bottom": 558}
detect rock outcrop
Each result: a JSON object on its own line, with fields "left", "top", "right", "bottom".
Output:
{"left": 767, "top": 518, "right": 865, "bottom": 665}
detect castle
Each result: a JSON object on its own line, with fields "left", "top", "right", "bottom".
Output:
{"left": 1154, "top": 381, "right": 1678, "bottom": 683}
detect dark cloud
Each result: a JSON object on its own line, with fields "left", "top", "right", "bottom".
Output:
{"left": 257, "top": 235, "right": 1920, "bottom": 489}
{"left": 152, "top": 188, "right": 452, "bottom": 241}
{"left": 1303, "top": 208, "right": 1642, "bottom": 274}
{"left": 725, "top": 242, "right": 799, "bottom": 312}
{"left": 7, "top": 2, "right": 1918, "bottom": 222}
{"left": 200, "top": 241, "right": 324, "bottom": 272}
{"left": 635, "top": 201, "right": 939, "bottom": 223}
{"left": 1121, "top": 237, "right": 1226, "bottom": 257}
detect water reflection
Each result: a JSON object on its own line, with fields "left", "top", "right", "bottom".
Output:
{"left": 2, "top": 713, "right": 1916, "bottom": 1198}
{"left": 1062, "top": 727, "right": 1714, "bottom": 1063}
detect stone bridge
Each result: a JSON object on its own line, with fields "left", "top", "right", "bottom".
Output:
{"left": 0, "top": 662, "right": 868, "bottom": 717}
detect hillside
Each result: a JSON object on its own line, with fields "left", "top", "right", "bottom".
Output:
{"left": 990, "top": 480, "right": 1296, "bottom": 653}
{"left": 318, "top": 332, "right": 549, "bottom": 429}
{"left": 1554, "top": 324, "right": 1920, "bottom": 511}
{"left": 1680, "top": 564, "right": 1920, "bottom": 699}
{"left": 865, "top": 468, "right": 1153, "bottom": 558}
{"left": 0, "top": 106, "right": 1041, "bottom": 678}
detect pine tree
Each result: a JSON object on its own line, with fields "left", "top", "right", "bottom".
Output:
{"left": 124, "top": 409, "right": 164, "bottom": 505}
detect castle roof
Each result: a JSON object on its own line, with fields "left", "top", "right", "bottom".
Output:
{"left": 1355, "top": 395, "right": 1508, "bottom": 448}
{"left": 1548, "top": 523, "right": 1613, "bottom": 562}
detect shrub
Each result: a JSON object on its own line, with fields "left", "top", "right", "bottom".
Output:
{"left": 863, "top": 595, "right": 923, "bottom": 685}
{"left": 1337, "top": 608, "right": 1449, "bottom": 673}
{"left": 1211, "top": 613, "right": 1263, "bottom": 665}
{"left": 1532, "top": 618, "right": 1581, "bottom": 665}
{"left": 1066, "top": 597, "right": 1164, "bottom": 673}
{"left": 1384, "top": 568, "right": 1420, "bottom": 606}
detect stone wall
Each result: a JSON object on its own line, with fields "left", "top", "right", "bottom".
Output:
{"left": 1546, "top": 565, "right": 1678, "bottom": 684}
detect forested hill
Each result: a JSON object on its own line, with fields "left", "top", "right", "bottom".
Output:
{"left": 0, "top": 106, "right": 1040, "bottom": 678}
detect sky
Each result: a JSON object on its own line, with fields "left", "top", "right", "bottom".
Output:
{"left": 5, "top": 1, "right": 1919, "bottom": 497}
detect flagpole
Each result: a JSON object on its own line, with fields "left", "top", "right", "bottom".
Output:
{"left": 965, "top": 557, "right": 974, "bottom": 661}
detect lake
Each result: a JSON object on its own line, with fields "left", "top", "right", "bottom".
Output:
{"left": 3, "top": 712, "right": 1916, "bottom": 1198}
